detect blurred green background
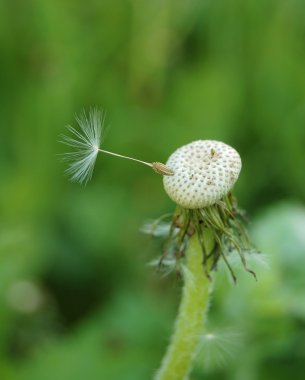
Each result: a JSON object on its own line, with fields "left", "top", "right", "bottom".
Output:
{"left": 1, "top": 0, "right": 305, "bottom": 379}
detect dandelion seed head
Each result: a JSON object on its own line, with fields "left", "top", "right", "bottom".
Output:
{"left": 60, "top": 108, "right": 105, "bottom": 184}
{"left": 163, "top": 140, "right": 241, "bottom": 208}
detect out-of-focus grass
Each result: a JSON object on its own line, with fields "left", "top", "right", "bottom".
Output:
{"left": 1, "top": 0, "right": 305, "bottom": 379}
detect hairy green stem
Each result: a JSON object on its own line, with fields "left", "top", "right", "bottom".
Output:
{"left": 154, "top": 232, "right": 213, "bottom": 380}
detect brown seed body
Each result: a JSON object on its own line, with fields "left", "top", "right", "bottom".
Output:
{"left": 152, "top": 162, "right": 174, "bottom": 176}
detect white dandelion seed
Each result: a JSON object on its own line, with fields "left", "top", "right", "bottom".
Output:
{"left": 60, "top": 108, "right": 174, "bottom": 184}
{"left": 60, "top": 108, "right": 104, "bottom": 184}
{"left": 196, "top": 328, "right": 243, "bottom": 370}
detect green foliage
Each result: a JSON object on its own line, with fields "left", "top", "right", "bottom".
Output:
{"left": 1, "top": 0, "right": 305, "bottom": 379}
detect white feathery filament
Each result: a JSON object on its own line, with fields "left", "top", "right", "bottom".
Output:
{"left": 61, "top": 108, "right": 173, "bottom": 184}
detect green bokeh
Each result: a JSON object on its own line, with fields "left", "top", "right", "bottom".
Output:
{"left": 1, "top": 1, "right": 305, "bottom": 379}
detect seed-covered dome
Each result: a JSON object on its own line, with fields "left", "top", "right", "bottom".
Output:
{"left": 163, "top": 140, "right": 241, "bottom": 209}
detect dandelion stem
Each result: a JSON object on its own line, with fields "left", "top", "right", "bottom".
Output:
{"left": 154, "top": 232, "right": 214, "bottom": 380}
{"left": 98, "top": 149, "right": 153, "bottom": 168}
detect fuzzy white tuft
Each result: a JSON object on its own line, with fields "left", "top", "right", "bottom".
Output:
{"left": 60, "top": 108, "right": 105, "bottom": 184}
{"left": 196, "top": 328, "right": 243, "bottom": 370}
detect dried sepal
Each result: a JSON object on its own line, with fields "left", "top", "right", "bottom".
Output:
{"left": 149, "top": 194, "right": 257, "bottom": 282}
